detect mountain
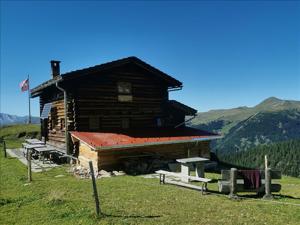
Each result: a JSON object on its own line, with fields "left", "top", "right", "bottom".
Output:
{"left": 188, "top": 97, "right": 300, "bottom": 154}
{"left": 0, "top": 113, "right": 40, "bottom": 127}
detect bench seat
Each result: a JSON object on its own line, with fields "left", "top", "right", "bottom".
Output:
{"left": 218, "top": 169, "right": 281, "bottom": 194}
{"left": 156, "top": 170, "right": 211, "bottom": 194}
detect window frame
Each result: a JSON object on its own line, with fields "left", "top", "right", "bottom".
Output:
{"left": 117, "top": 82, "right": 133, "bottom": 102}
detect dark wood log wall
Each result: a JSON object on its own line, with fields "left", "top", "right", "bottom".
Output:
{"left": 69, "top": 64, "right": 173, "bottom": 131}
{"left": 39, "top": 63, "right": 187, "bottom": 150}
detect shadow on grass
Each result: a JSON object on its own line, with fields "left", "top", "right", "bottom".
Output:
{"left": 209, "top": 178, "right": 219, "bottom": 183}
{"left": 272, "top": 194, "right": 300, "bottom": 200}
{"left": 217, "top": 193, "right": 300, "bottom": 200}
{"left": 101, "top": 212, "right": 161, "bottom": 219}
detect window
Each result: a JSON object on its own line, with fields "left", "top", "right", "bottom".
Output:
{"left": 118, "top": 82, "right": 132, "bottom": 94}
{"left": 61, "top": 118, "right": 65, "bottom": 130}
{"left": 118, "top": 82, "right": 132, "bottom": 102}
{"left": 50, "top": 107, "right": 57, "bottom": 130}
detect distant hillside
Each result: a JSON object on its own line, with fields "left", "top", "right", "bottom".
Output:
{"left": 220, "top": 139, "right": 300, "bottom": 177}
{"left": 188, "top": 97, "right": 300, "bottom": 154}
{"left": 0, "top": 113, "right": 40, "bottom": 127}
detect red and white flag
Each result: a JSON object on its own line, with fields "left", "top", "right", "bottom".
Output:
{"left": 19, "top": 78, "right": 29, "bottom": 92}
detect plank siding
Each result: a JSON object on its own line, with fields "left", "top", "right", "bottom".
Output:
{"left": 78, "top": 141, "right": 211, "bottom": 171}
{"left": 78, "top": 142, "right": 98, "bottom": 170}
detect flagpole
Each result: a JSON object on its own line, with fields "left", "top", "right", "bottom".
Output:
{"left": 28, "top": 74, "right": 31, "bottom": 124}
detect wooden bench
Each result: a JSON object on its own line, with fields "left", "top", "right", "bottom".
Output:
{"left": 218, "top": 168, "right": 281, "bottom": 195}
{"left": 156, "top": 170, "right": 212, "bottom": 194}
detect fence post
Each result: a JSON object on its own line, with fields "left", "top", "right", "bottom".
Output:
{"left": 263, "top": 167, "right": 273, "bottom": 199}
{"left": 89, "top": 161, "right": 101, "bottom": 217}
{"left": 27, "top": 149, "right": 32, "bottom": 182}
{"left": 3, "top": 140, "right": 7, "bottom": 158}
{"left": 229, "top": 168, "right": 238, "bottom": 199}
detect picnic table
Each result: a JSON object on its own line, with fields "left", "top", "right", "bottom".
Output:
{"left": 25, "top": 138, "right": 45, "bottom": 145}
{"left": 34, "top": 146, "right": 57, "bottom": 163}
{"left": 176, "top": 157, "right": 209, "bottom": 182}
{"left": 22, "top": 143, "right": 46, "bottom": 159}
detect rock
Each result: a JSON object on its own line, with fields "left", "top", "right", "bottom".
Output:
{"left": 98, "top": 170, "right": 112, "bottom": 178}
{"left": 17, "top": 132, "right": 26, "bottom": 138}
{"left": 112, "top": 170, "right": 126, "bottom": 176}
{"left": 55, "top": 174, "right": 65, "bottom": 178}
{"left": 76, "top": 165, "right": 83, "bottom": 170}
{"left": 99, "top": 169, "right": 110, "bottom": 175}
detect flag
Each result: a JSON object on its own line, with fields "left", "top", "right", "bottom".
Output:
{"left": 19, "top": 78, "right": 29, "bottom": 92}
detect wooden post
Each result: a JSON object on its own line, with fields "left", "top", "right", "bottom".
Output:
{"left": 89, "top": 161, "right": 101, "bottom": 217}
{"left": 229, "top": 168, "right": 238, "bottom": 199}
{"left": 263, "top": 155, "right": 273, "bottom": 199}
{"left": 264, "top": 155, "right": 268, "bottom": 169}
{"left": 27, "top": 149, "right": 32, "bottom": 182}
{"left": 263, "top": 168, "right": 273, "bottom": 199}
{"left": 3, "top": 140, "right": 7, "bottom": 158}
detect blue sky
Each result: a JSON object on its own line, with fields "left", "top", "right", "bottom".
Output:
{"left": 1, "top": 1, "right": 299, "bottom": 116}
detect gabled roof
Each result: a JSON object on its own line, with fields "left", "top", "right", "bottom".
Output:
{"left": 168, "top": 100, "right": 197, "bottom": 115}
{"left": 70, "top": 127, "right": 222, "bottom": 151}
{"left": 31, "top": 56, "right": 182, "bottom": 97}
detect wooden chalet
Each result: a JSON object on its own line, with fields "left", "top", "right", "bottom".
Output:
{"left": 31, "top": 57, "right": 220, "bottom": 171}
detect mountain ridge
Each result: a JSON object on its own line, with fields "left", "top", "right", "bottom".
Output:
{"left": 188, "top": 97, "right": 300, "bottom": 155}
{"left": 190, "top": 97, "right": 300, "bottom": 134}
{"left": 0, "top": 113, "right": 40, "bottom": 127}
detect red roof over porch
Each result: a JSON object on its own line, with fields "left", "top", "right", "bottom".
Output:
{"left": 70, "top": 128, "right": 222, "bottom": 151}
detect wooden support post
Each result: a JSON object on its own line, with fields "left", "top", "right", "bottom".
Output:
{"left": 3, "top": 140, "right": 7, "bottom": 158}
{"left": 229, "top": 168, "right": 238, "bottom": 199}
{"left": 27, "top": 149, "right": 32, "bottom": 182}
{"left": 263, "top": 167, "right": 273, "bottom": 199}
{"left": 89, "top": 161, "right": 101, "bottom": 217}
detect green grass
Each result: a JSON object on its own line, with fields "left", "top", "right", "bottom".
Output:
{"left": 0, "top": 125, "right": 300, "bottom": 224}
{"left": 0, "top": 124, "right": 40, "bottom": 148}
{"left": 1, "top": 149, "right": 300, "bottom": 224}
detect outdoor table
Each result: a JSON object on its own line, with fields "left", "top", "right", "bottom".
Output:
{"left": 23, "top": 143, "right": 46, "bottom": 159}
{"left": 34, "top": 146, "right": 57, "bottom": 163}
{"left": 23, "top": 143, "right": 45, "bottom": 149}
{"left": 176, "top": 157, "right": 210, "bottom": 182}
{"left": 25, "top": 138, "right": 45, "bottom": 145}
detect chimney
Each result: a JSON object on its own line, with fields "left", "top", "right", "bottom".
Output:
{"left": 50, "top": 60, "right": 61, "bottom": 78}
